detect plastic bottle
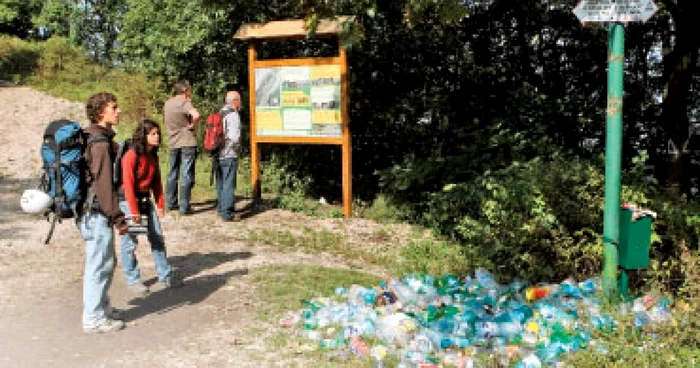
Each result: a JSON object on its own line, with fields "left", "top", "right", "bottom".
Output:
{"left": 525, "top": 285, "right": 550, "bottom": 302}
{"left": 541, "top": 341, "right": 567, "bottom": 364}
{"left": 559, "top": 279, "right": 582, "bottom": 298}
{"left": 499, "top": 321, "right": 524, "bottom": 341}
{"left": 634, "top": 311, "right": 650, "bottom": 329}
{"left": 349, "top": 336, "right": 370, "bottom": 357}
{"left": 388, "top": 278, "right": 418, "bottom": 306}
{"left": 440, "top": 336, "right": 472, "bottom": 349}
{"left": 349, "top": 285, "right": 378, "bottom": 305}
{"left": 299, "top": 329, "right": 322, "bottom": 341}
{"left": 514, "top": 353, "right": 542, "bottom": 368}
{"left": 370, "top": 345, "right": 388, "bottom": 368}
{"left": 578, "top": 277, "right": 599, "bottom": 294}
{"left": 475, "top": 268, "right": 500, "bottom": 290}
{"left": 474, "top": 321, "right": 500, "bottom": 339}
{"left": 334, "top": 286, "right": 349, "bottom": 297}
{"left": 319, "top": 336, "right": 345, "bottom": 349}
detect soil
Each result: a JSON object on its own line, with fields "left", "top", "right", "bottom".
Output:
{"left": 0, "top": 84, "right": 405, "bottom": 367}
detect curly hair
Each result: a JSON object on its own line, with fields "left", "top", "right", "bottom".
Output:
{"left": 131, "top": 119, "right": 161, "bottom": 156}
{"left": 85, "top": 92, "right": 117, "bottom": 124}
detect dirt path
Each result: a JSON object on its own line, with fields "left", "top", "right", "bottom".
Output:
{"left": 0, "top": 85, "right": 389, "bottom": 367}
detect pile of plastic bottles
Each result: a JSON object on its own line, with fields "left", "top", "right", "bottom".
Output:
{"left": 280, "top": 268, "right": 675, "bottom": 367}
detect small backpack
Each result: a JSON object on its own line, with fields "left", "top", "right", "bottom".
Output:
{"left": 203, "top": 112, "right": 224, "bottom": 155}
{"left": 203, "top": 110, "right": 232, "bottom": 155}
{"left": 40, "top": 119, "right": 109, "bottom": 244}
{"left": 113, "top": 139, "right": 132, "bottom": 189}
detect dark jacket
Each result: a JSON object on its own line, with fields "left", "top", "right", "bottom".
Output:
{"left": 83, "top": 124, "right": 126, "bottom": 227}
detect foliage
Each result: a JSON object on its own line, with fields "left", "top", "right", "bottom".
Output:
{"left": 26, "top": 37, "right": 166, "bottom": 125}
{"left": 354, "top": 194, "right": 408, "bottom": 223}
{"left": 0, "top": 35, "right": 41, "bottom": 82}
{"left": 395, "top": 238, "right": 479, "bottom": 279}
{"left": 0, "top": 0, "right": 41, "bottom": 38}
{"left": 418, "top": 156, "right": 605, "bottom": 282}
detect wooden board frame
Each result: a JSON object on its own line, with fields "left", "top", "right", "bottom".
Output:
{"left": 239, "top": 19, "right": 353, "bottom": 217}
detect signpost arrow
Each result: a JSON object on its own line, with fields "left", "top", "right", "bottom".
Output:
{"left": 573, "top": 0, "right": 659, "bottom": 23}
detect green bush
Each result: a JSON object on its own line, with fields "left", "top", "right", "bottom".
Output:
{"left": 422, "top": 156, "right": 606, "bottom": 282}
{"left": 0, "top": 35, "right": 41, "bottom": 82}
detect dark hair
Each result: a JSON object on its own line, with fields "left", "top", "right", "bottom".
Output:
{"left": 173, "top": 80, "right": 191, "bottom": 95}
{"left": 85, "top": 92, "right": 117, "bottom": 124}
{"left": 131, "top": 119, "right": 161, "bottom": 156}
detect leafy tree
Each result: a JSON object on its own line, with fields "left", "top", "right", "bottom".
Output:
{"left": 0, "top": 0, "right": 41, "bottom": 38}
{"left": 33, "top": 0, "right": 76, "bottom": 38}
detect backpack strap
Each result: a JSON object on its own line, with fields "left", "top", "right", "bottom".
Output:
{"left": 82, "top": 134, "right": 111, "bottom": 213}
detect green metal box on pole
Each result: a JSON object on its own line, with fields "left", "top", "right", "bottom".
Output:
{"left": 618, "top": 208, "right": 653, "bottom": 269}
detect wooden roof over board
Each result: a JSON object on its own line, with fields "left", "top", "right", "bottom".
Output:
{"left": 234, "top": 16, "right": 353, "bottom": 41}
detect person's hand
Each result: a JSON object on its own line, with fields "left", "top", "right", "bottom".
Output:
{"left": 157, "top": 208, "right": 164, "bottom": 219}
{"left": 131, "top": 214, "right": 141, "bottom": 223}
{"left": 116, "top": 222, "right": 129, "bottom": 235}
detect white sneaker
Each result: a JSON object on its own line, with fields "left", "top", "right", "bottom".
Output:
{"left": 83, "top": 318, "right": 125, "bottom": 334}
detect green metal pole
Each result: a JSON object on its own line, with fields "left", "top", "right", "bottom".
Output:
{"left": 602, "top": 23, "right": 625, "bottom": 299}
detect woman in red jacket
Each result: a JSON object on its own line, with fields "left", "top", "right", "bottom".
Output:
{"left": 119, "top": 119, "right": 182, "bottom": 294}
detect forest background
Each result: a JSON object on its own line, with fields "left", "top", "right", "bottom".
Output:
{"left": 1, "top": 0, "right": 699, "bottom": 339}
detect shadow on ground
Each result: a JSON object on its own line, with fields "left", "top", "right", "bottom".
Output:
{"left": 122, "top": 251, "right": 253, "bottom": 321}
{"left": 190, "top": 196, "right": 274, "bottom": 221}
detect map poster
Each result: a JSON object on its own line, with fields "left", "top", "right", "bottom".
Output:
{"left": 255, "top": 65, "right": 342, "bottom": 137}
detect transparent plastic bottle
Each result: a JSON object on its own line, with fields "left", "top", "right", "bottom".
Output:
{"left": 388, "top": 278, "right": 418, "bottom": 306}
{"left": 514, "top": 353, "right": 542, "bottom": 368}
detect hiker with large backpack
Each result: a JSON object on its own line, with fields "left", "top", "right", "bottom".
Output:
{"left": 78, "top": 92, "right": 129, "bottom": 333}
{"left": 118, "top": 119, "right": 182, "bottom": 295}
{"left": 205, "top": 90, "right": 242, "bottom": 222}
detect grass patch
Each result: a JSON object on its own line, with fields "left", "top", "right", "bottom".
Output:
{"left": 393, "top": 237, "right": 482, "bottom": 279}
{"left": 251, "top": 264, "right": 382, "bottom": 322}
{"left": 245, "top": 227, "right": 397, "bottom": 269}
{"left": 564, "top": 309, "right": 700, "bottom": 367}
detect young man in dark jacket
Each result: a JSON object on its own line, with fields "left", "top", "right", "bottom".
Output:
{"left": 77, "top": 92, "right": 129, "bottom": 333}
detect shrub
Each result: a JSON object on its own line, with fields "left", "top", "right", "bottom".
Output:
{"left": 423, "top": 156, "right": 606, "bottom": 282}
{"left": 0, "top": 36, "right": 42, "bottom": 82}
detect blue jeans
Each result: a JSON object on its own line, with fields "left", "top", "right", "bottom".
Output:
{"left": 215, "top": 157, "right": 238, "bottom": 220}
{"left": 166, "top": 146, "right": 197, "bottom": 212}
{"left": 76, "top": 211, "right": 116, "bottom": 328}
{"left": 119, "top": 200, "right": 171, "bottom": 284}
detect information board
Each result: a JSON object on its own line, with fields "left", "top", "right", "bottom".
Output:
{"left": 255, "top": 65, "right": 342, "bottom": 137}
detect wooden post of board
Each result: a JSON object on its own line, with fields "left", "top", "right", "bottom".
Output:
{"left": 248, "top": 41, "right": 262, "bottom": 200}
{"left": 340, "top": 45, "right": 352, "bottom": 217}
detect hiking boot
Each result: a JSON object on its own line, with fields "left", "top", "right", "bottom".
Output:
{"left": 127, "top": 282, "right": 150, "bottom": 296}
{"left": 83, "top": 318, "right": 125, "bottom": 334}
{"left": 161, "top": 277, "right": 184, "bottom": 289}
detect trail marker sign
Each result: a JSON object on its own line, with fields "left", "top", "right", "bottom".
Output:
{"left": 573, "top": 0, "right": 658, "bottom": 23}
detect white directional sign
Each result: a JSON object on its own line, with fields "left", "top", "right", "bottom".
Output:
{"left": 573, "top": 0, "right": 659, "bottom": 23}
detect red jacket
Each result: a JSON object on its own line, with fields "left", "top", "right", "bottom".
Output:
{"left": 121, "top": 150, "right": 165, "bottom": 216}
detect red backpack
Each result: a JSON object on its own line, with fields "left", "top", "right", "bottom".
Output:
{"left": 203, "top": 111, "right": 228, "bottom": 155}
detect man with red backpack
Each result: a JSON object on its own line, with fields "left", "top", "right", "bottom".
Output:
{"left": 209, "top": 91, "right": 242, "bottom": 222}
